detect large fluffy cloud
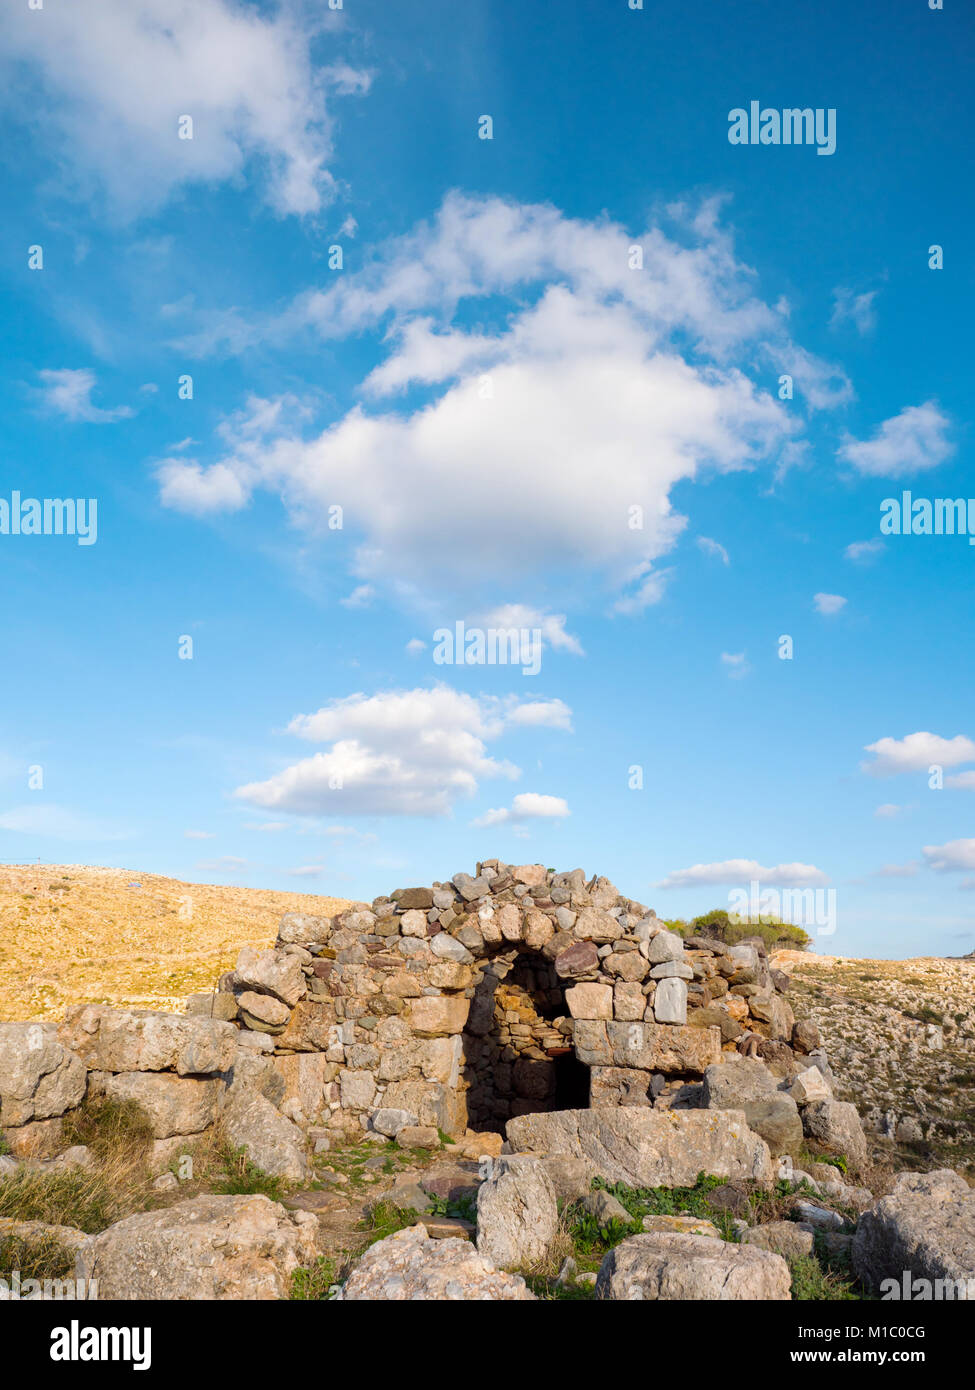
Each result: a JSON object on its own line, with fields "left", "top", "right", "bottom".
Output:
{"left": 234, "top": 686, "right": 570, "bottom": 817}
{"left": 0, "top": 0, "right": 368, "bottom": 217}
{"left": 158, "top": 194, "right": 850, "bottom": 609}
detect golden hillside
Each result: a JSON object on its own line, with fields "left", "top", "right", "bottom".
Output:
{"left": 0, "top": 864, "right": 353, "bottom": 1022}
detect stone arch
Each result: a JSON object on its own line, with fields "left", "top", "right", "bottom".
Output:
{"left": 461, "top": 941, "right": 590, "bottom": 1133}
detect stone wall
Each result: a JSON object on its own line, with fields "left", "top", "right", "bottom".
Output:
{"left": 0, "top": 863, "right": 820, "bottom": 1169}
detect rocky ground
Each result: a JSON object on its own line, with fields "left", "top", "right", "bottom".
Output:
{"left": 0, "top": 865, "right": 351, "bottom": 1022}
{"left": 776, "top": 951, "right": 975, "bottom": 1174}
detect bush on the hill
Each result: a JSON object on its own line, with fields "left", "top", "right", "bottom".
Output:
{"left": 665, "top": 908, "right": 811, "bottom": 953}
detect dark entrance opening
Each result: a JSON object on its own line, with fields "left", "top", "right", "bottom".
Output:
{"left": 461, "top": 947, "right": 590, "bottom": 1134}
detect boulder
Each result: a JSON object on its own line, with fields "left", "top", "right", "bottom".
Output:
{"left": 743, "top": 1221, "right": 815, "bottom": 1259}
{"left": 476, "top": 1156, "right": 559, "bottom": 1270}
{"left": 738, "top": 1095, "right": 803, "bottom": 1158}
{"left": 573, "top": 1020, "right": 720, "bottom": 1074}
{"left": 237, "top": 991, "right": 290, "bottom": 1034}
{"left": 277, "top": 912, "right": 333, "bottom": 945}
{"left": 801, "top": 1099, "right": 868, "bottom": 1170}
{"left": 94, "top": 1072, "right": 222, "bottom": 1139}
{"left": 337, "top": 1224, "right": 536, "bottom": 1300}
{"left": 406, "top": 996, "right": 470, "bottom": 1038}
{"left": 58, "top": 1007, "right": 237, "bottom": 1076}
{"left": 235, "top": 947, "right": 306, "bottom": 1008}
{"left": 0, "top": 1023, "right": 86, "bottom": 1126}
{"left": 219, "top": 1089, "right": 311, "bottom": 1182}
{"left": 652, "top": 977, "right": 687, "bottom": 1025}
{"left": 852, "top": 1169, "right": 975, "bottom": 1295}
{"left": 74, "top": 1195, "right": 318, "bottom": 1299}
{"left": 370, "top": 1107, "right": 419, "bottom": 1139}
{"left": 789, "top": 1066, "right": 832, "bottom": 1105}
{"left": 506, "top": 1107, "right": 774, "bottom": 1188}
{"left": 701, "top": 1055, "right": 778, "bottom": 1109}
{"left": 595, "top": 1232, "right": 791, "bottom": 1300}
{"left": 565, "top": 983, "right": 613, "bottom": 1020}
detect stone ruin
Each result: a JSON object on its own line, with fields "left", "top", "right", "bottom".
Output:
{"left": 1, "top": 861, "right": 827, "bottom": 1171}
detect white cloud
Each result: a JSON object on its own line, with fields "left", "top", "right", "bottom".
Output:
{"left": 474, "top": 792, "right": 570, "bottom": 827}
{"left": 0, "top": 0, "right": 369, "bottom": 218}
{"left": 160, "top": 195, "right": 843, "bottom": 611}
{"left": 874, "top": 803, "right": 904, "bottom": 819}
{"left": 184, "top": 829, "right": 215, "bottom": 840}
{"left": 478, "top": 606, "right": 584, "bottom": 656}
{"left": 405, "top": 639, "right": 427, "bottom": 655}
{"left": 286, "top": 864, "right": 325, "bottom": 878}
{"left": 721, "top": 651, "right": 750, "bottom": 679}
{"left": 234, "top": 685, "right": 570, "bottom": 818}
{"left": 838, "top": 402, "right": 954, "bottom": 478}
{"left": 946, "top": 771, "right": 975, "bottom": 790}
{"left": 923, "top": 839, "right": 975, "bottom": 873}
{"left": 873, "top": 861, "right": 920, "bottom": 878}
{"left": 37, "top": 368, "right": 132, "bottom": 423}
{"left": 340, "top": 584, "right": 375, "bottom": 609}
{"left": 697, "top": 536, "right": 730, "bottom": 565}
{"left": 658, "top": 858, "right": 829, "bottom": 889}
{"left": 863, "top": 732, "right": 975, "bottom": 776}
{"left": 813, "top": 593, "right": 847, "bottom": 616}
{"left": 504, "top": 699, "right": 573, "bottom": 732}
{"left": 830, "top": 287, "right": 878, "bottom": 336}
{"left": 157, "top": 460, "right": 249, "bottom": 514}
{"left": 845, "top": 539, "right": 884, "bottom": 563}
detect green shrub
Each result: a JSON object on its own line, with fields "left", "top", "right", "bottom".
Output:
{"left": 213, "top": 1146, "right": 287, "bottom": 1200}
{"left": 688, "top": 909, "right": 811, "bottom": 952}
{"left": 291, "top": 1257, "right": 338, "bottom": 1300}
{"left": 788, "top": 1254, "right": 860, "bottom": 1300}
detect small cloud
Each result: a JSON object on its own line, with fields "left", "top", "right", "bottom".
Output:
{"left": 830, "top": 287, "right": 878, "bottom": 336}
{"left": 473, "top": 792, "right": 570, "bottom": 828}
{"left": 504, "top": 699, "right": 573, "bottom": 732}
{"left": 837, "top": 401, "right": 953, "bottom": 478}
{"left": 658, "top": 858, "right": 829, "bottom": 890}
{"left": 184, "top": 829, "right": 215, "bottom": 840}
{"left": 923, "top": 839, "right": 975, "bottom": 874}
{"left": 340, "top": 584, "right": 375, "bottom": 609}
{"left": 697, "top": 536, "right": 730, "bottom": 565}
{"left": 196, "top": 856, "right": 250, "bottom": 874}
{"left": 874, "top": 803, "right": 904, "bottom": 819}
{"left": 813, "top": 593, "right": 847, "bottom": 616}
{"left": 945, "top": 771, "right": 975, "bottom": 790}
{"left": 36, "top": 368, "right": 133, "bottom": 424}
{"left": 405, "top": 638, "right": 426, "bottom": 655}
{"left": 479, "top": 605, "right": 584, "bottom": 656}
{"left": 286, "top": 864, "right": 325, "bottom": 878}
{"left": 873, "top": 861, "right": 920, "bottom": 878}
{"left": 863, "top": 732, "right": 975, "bottom": 777}
{"left": 721, "top": 652, "right": 750, "bottom": 679}
{"left": 845, "top": 539, "right": 884, "bottom": 564}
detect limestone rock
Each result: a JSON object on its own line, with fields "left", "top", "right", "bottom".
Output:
{"left": 853, "top": 1169, "right": 975, "bottom": 1294}
{"left": 219, "top": 1088, "right": 311, "bottom": 1182}
{"left": 743, "top": 1220, "right": 815, "bottom": 1259}
{"left": 801, "top": 1099, "right": 868, "bottom": 1170}
{"left": 235, "top": 947, "right": 306, "bottom": 1008}
{"left": 476, "top": 1156, "right": 559, "bottom": 1269}
{"left": 75, "top": 1195, "right": 318, "bottom": 1299}
{"left": 338, "top": 1224, "right": 536, "bottom": 1299}
{"left": 595, "top": 1232, "right": 791, "bottom": 1300}
{"left": 506, "top": 1107, "right": 774, "bottom": 1188}
{"left": 93, "top": 1071, "right": 222, "bottom": 1139}
{"left": 58, "top": 1007, "right": 237, "bottom": 1076}
{"left": 0, "top": 1023, "right": 86, "bottom": 1126}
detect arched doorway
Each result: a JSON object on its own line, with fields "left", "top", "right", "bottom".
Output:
{"left": 461, "top": 945, "right": 590, "bottom": 1133}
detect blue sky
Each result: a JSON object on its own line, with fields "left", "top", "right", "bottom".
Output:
{"left": 1, "top": 0, "right": 973, "bottom": 958}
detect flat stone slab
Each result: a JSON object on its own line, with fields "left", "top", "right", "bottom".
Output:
{"left": 505, "top": 1107, "right": 774, "bottom": 1188}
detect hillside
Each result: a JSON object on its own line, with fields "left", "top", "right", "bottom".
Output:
{"left": 0, "top": 864, "right": 352, "bottom": 1022}
{"left": 777, "top": 949, "right": 975, "bottom": 1173}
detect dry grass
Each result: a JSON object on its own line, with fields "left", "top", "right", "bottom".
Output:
{"left": 0, "top": 863, "right": 352, "bottom": 1021}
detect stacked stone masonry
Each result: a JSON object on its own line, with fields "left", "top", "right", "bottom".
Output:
{"left": 0, "top": 863, "right": 819, "bottom": 1161}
